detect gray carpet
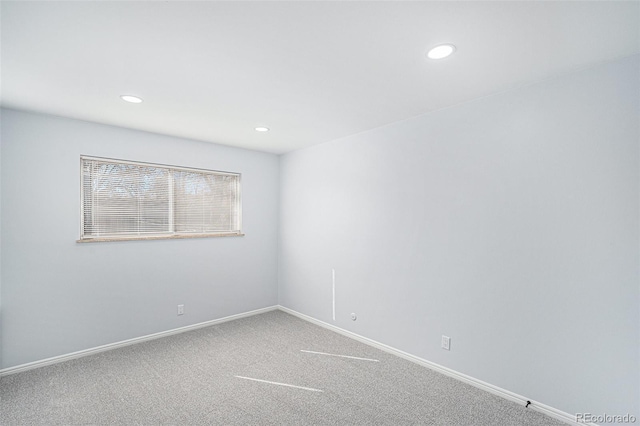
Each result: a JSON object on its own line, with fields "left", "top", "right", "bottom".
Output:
{"left": 0, "top": 310, "right": 564, "bottom": 425}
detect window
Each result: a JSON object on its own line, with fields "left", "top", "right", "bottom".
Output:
{"left": 80, "top": 156, "right": 241, "bottom": 241}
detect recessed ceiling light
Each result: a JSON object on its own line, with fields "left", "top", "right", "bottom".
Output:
{"left": 426, "top": 44, "right": 456, "bottom": 60}
{"left": 120, "top": 95, "right": 143, "bottom": 103}
{"left": 255, "top": 127, "right": 270, "bottom": 132}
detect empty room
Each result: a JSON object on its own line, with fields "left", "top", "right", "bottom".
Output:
{"left": 0, "top": 1, "right": 638, "bottom": 425}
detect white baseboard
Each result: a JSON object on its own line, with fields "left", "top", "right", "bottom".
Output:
{"left": 0, "top": 303, "right": 594, "bottom": 426}
{"left": 0, "top": 305, "right": 279, "bottom": 377}
{"left": 278, "top": 305, "right": 592, "bottom": 426}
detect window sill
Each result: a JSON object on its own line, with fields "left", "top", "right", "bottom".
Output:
{"left": 76, "top": 233, "right": 245, "bottom": 243}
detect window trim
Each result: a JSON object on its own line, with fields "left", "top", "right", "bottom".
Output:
{"left": 78, "top": 155, "right": 243, "bottom": 243}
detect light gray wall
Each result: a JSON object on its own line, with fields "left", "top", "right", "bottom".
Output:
{"left": 279, "top": 55, "right": 639, "bottom": 418}
{"left": 0, "top": 109, "right": 279, "bottom": 369}
{"left": 0, "top": 110, "right": 3, "bottom": 369}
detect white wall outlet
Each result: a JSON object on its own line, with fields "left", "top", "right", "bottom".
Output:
{"left": 441, "top": 335, "right": 451, "bottom": 351}
{"left": 177, "top": 304, "right": 184, "bottom": 316}
{"left": 351, "top": 313, "right": 357, "bottom": 321}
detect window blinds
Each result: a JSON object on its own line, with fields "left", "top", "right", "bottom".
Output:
{"left": 81, "top": 157, "right": 241, "bottom": 239}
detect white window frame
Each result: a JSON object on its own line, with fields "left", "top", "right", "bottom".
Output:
{"left": 79, "top": 156, "right": 243, "bottom": 242}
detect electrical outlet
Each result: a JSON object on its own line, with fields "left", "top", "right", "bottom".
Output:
{"left": 177, "top": 304, "right": 184, "bottom": 316}
{"left": 441, "top": 335, "right": 451, "bottom": 351}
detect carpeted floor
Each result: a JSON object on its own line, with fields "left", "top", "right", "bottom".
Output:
{"left": 0, "top": 310, "right": 564, "bottom": 425}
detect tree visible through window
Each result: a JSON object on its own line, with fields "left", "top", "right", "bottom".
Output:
{"left": 80, "top": 156, "right": 241, "bottom": 241}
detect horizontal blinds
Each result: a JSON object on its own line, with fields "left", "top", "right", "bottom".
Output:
{"left": 81, "top": 157, "right": 240, "bottom": 239}
{"left": 173, "top": 171, "right": 239, "bottom": 233}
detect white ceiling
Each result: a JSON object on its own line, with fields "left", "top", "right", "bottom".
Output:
{"left": 2, "top": 1, "right": 639, "bottom": 154}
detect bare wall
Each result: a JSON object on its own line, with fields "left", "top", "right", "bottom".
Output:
{"left": 0, "top": 109, "right": 279, "bottom": 368}
{"left": 279, "top": 55, "right": 640, "bottom": 418}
